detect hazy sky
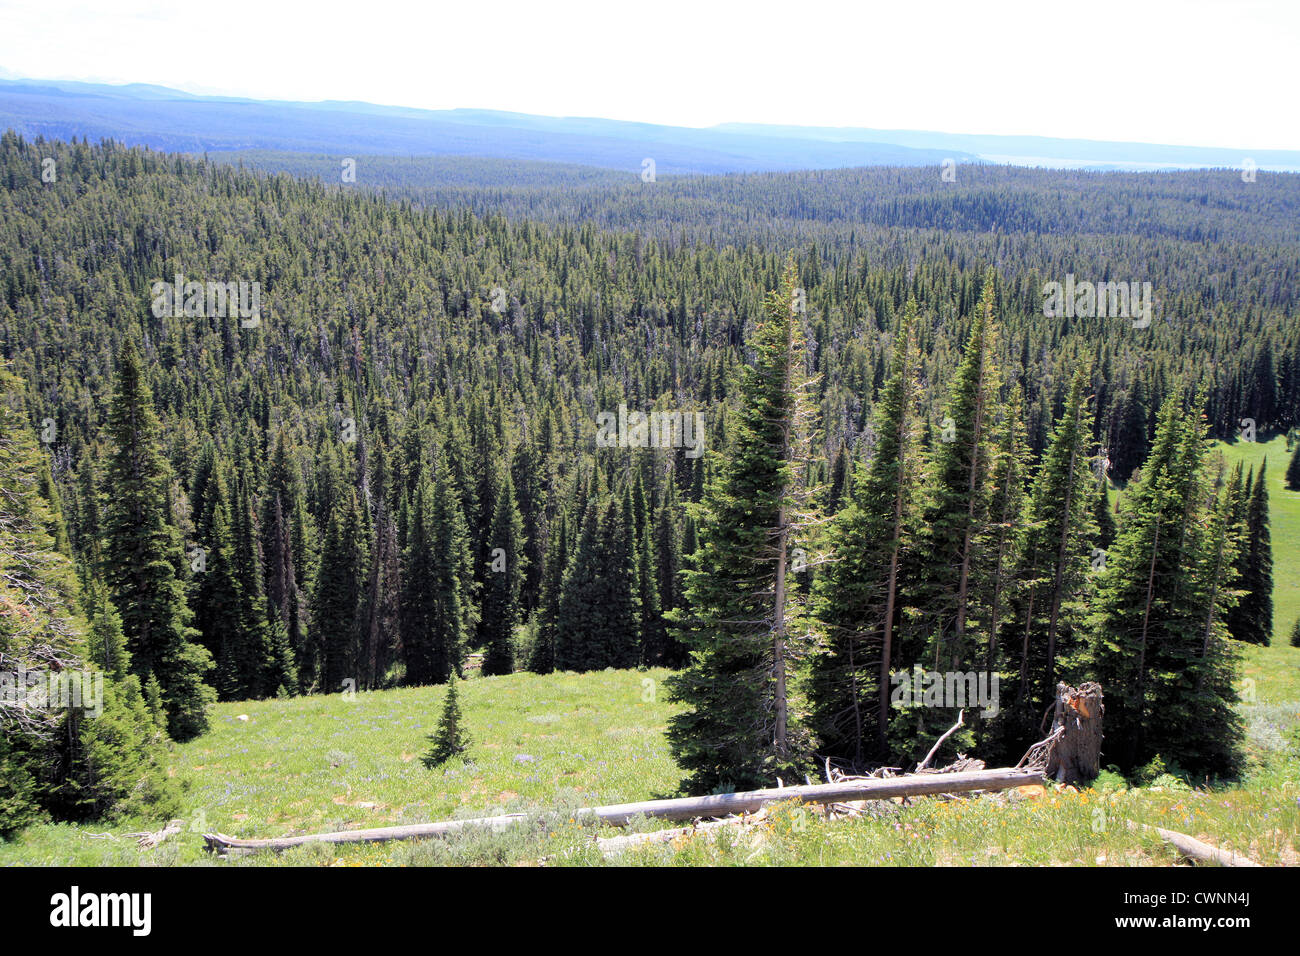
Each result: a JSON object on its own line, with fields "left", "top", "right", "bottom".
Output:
{"left": 1, "top": 0, "right": 1296, "bottom": 149}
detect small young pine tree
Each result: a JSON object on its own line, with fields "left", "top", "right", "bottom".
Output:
{"left": 422, "top": 676, "right": 470, "bottom": 767}
{"left": 1287, "top": 441, "right": 1300, "bottom": 492}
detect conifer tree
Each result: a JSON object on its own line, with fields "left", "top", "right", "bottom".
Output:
{"left": 422, "top": 675, "right": 470, "bottom": 767}
{"left": 529, "top": 511, "right": 568, "bottom": 673}
{"left": 101, "top": 341, "right": 213, "bottom": 740}
{"left": 606, "top": 489, "right": 643, "bottom": 668}
{"left": 194, "top": 474, "right": 243, "bottom": 699}
{"left": 363, "top": 497, "right": 400, "bottom": 688}
{"left": 1228, "top": 461, "right": 1274, "bottom": 645}
{"left": 263, "top": 433, "right": 309, "bottom": 690}
{"left": 84, "top": 581, "right": 129, "bottom": 681}
{"left": 810, "top": 299, "right": 922, "bottom": 761}
{"left": 1007, "top": 368, "right": 1098, "bottom": 727}
{"left": 912, "top": 275, "right": 1001, "bottom": 673}
{"left": 977, "top": 384, "right": 1028, "bottom": 678}
{"left": 1, "top": 365, "right": 180, "bottom": 825}
{"left": 636, "top": 504, "right": 666, "bottom": 665}
{"left": 825, "top": 442, "right": 852, "bottom": 515}
{"left": 58, "top": 674, "right": 181, "bottom": 822}
{"left": 401, "top": 462, "right": 468, "bottom": 685}
{"left": 228, "top": 471, "right": 279, "bottom": 698}
{"left": 480, "top": 465, "right": 525, "bottom": 675}
{"left": 554, "top": 495, "right": 640, "bottom": 670}
{"left": 312, "top": 488, "right": 366, "bottom": 692}
{"left": 511, "top": 438, "right": 546, "bottom": 613}
{"left": 667, "top": 264, "right": 819, "bottom": 793}
{"left": 1286, "top": 440, "right": 1300, "bottom": 492}
{"left": 1110, "top": 377, "right": 1151, "bottom": 482}
{"left": 554, "top": 497, "right": 601, "bottom": 671}
{"left": 265, "top": 492, "right": 307, "bottom": 690}
{"left": 652, "top": 494, "right": 687, "bottom": 666}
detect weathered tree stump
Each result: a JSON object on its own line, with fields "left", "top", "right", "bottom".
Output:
{"left": 1045, "top": 682, "right": 1103, "bottom": 784}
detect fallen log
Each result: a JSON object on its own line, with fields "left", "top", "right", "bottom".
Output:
{"left": 1130, "top": 821, "right": 1261, "bottom": 867}
{"left": 204, "top": 766, "right": 1042, "bottom": 855}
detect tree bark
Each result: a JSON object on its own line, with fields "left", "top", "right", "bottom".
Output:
{"left": 1045, "top": 682, "right": 1104, "bottom": 784}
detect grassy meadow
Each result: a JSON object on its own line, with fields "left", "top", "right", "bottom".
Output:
{"left": 2, "top": 642, "right": 1297, "bottom": 867}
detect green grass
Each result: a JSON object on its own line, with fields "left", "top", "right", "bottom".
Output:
{"left": 1217, "top": 435, "right": 1300, "bottom": 645}
{"left": 0, "top": 668, "right": 683, "bottom": 866}
{"left": 2, "top": 643, "right": 1297, "bottom": 866}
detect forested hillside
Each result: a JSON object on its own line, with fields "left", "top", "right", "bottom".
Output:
{"left": 2, "top": 133, "right": 1297, "bottom": 823}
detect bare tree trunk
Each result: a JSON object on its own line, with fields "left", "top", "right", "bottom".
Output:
{"left": 1046, "top": 682, "right": 1104, "bottom": 784}
{"left": 879, "top": 541, "right": 901, "bottom": 751}
{"left": 773, "top": 500, "right": 788, "bottom": 759}
{"left": 1133, "top": 517, "right": 1162, "bottom": 764}
{"left": 986, "top": 510, "right": 1010, "bottom": 673}
{"left": 1017, "top": 549, "right": 1038, "bottom": 704}
{"left": 848, "top": 634, "right": 862, "bottom": 764}
{"left": 1198, "top": 466, "right": 1230, "bottom": 686}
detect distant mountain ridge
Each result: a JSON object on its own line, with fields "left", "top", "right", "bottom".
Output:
{"left": 3, "top": 75, "right": 1299, "bottom": 174}
{"left": 713, "top": 122, "right": 1300, "bottom": 172}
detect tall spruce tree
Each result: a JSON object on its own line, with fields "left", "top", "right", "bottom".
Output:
{"left": 312, "top": 488, "right": 366, "bottom": 692}
{"left": 363, "top": 497, "right": 401, "bottom": 688}
{"left": 101, "top": 341, "right": 213, "bottom": 740}
{"left": 511, "top": 438, "right": 546, "bottom": 613}
{"left": 400, "top": 461, "right": 468, "bottom": 685}
{"left": 666, "top": 264, "right": 819, "bottom": 793}
{"left": 912, "top": 275, "right": 1001, "bottom": 673}
{"left": 1228, "top": 461, "right": 1274, "bottom": 645}
{"left": 480, "top": 464, "right": 525, "bottom": 675}
{"left": 652, "top": 492, "right": 688, "bottom": 666}
{"left": 1093, "top": 480, "right": 1117, "bottom": 553}
{"left": 528, "top": 510, "right": 568, "bottom": 674}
